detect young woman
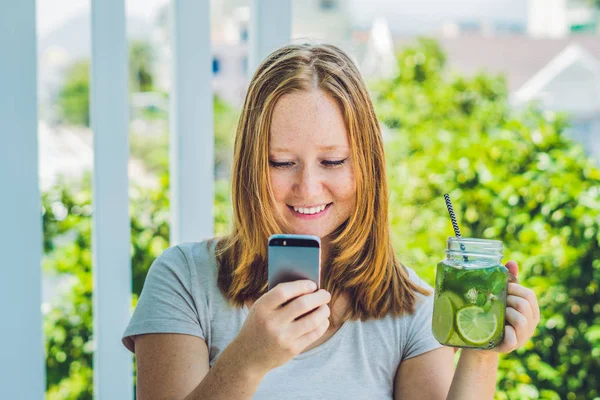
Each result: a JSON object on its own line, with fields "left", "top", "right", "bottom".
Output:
{"left": 122, "top": 43, "right": 540, "bottom": 399}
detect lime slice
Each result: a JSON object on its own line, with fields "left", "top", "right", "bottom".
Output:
{"left": 444, "top": 290, "right": 465, "bottom": 309}
{"left": 432, "top": 293, "right": 455, "bottom": 343}
{"left": 456, "top": 305, "right": 498, "bottom": 346}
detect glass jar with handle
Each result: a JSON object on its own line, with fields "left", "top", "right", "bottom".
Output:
{"left": 432, "top": 237, "right": 513, "bottom": 349}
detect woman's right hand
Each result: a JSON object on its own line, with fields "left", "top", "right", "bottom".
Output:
{"left": 231, "top": 280, "right": 331, "bottom": 375}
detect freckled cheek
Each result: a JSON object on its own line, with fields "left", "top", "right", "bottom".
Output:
{"left": 327, "top": 171, "right": 356, "bottom": 202}
{"left": 269, "top": 174, "right": 292, "bottom": 202}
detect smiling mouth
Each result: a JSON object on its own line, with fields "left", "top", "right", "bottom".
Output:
{"left": 287, "top": 202, "right": 333, "bottom": 216}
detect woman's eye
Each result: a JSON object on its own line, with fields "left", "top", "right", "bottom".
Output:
{"left": 322, "top": 158, "right": 347, "bottom": 167}
{"left": 269, "top": 161, "right": 294, "bottom": 169}
{"left": 269, "top": 158, "right": 348, "bottom": 169}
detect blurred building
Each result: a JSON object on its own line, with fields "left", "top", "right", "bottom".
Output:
{"left": 37, "top": 0, "right": 600, "bottom": 160}
{"left": 528, "top": 0, "right": 599, "bottom": 38}
{"left": 152, "top": 0, "right": 352, "bottom": 107}
{"left": 152, "top": 0, "right": 250, "bottom": 107}
{"left": 359, "top": 18, "right": 397, "bottom": 80}
{"left": 293, "top": 0, "right": 352, "bottom": 46}
{"left": 347, "top": 0, "right": 527, "bottom": 36}
{"left": 388, "top": 34, "right": 600, "bottom": 160}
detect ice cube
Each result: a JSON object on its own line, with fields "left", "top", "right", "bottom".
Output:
{"left": 466, "top": 288, "right": 478, "bottom": 303}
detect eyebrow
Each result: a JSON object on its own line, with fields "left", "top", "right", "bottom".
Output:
{"left": 270, "top": 145, "right": 349, "bottom": 152}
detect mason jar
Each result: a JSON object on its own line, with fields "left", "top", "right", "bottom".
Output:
{"left": 432, "top": 237, "right": 510, "bottom": 349}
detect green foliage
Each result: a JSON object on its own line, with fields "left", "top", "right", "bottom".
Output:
{"left": 43, "top": 173, "right": 233, "bottom": 398}
{"left": 129, "top": 40, "right": 155, "bottom": 92}
{"left": 44, "top": 94, "right": 237, "bottom": 398}
{"left": 129, "top": 95, "right": 240, "bottom": 178}
{"left": 43, "top": 174, "right": 167, "bottom": 399}
{"left": 46, "top": 57, "right": 237, "bottom": 396}
{"left": 57, "top": 60, "right": 90, "bottom": 126}
{"left": 371, "top": 37, "right": 600, "bottom": 400}
{"left": 56, "top": 40, "right": 158, "bottom": 127}
{"left": 213, "top": 96, "right": 240, "bottom": 179}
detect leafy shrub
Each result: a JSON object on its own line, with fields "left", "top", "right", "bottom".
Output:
{"left": 372, "top": 37, "right": 600, "bottom": 400}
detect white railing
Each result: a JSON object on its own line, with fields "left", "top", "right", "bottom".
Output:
{"left": 249, "top": 0, "right": 293, "bottom": 77}
{"left": 169, "top": 0, "right": 214, "bottom": 246}
{"left": 0, "top": 0, "right": 290, "bottom": 397}
{"left": 0, "top": 1, "right": 45, "bottom": 398}
{"left": 90, "top": 0, "right": 132, "bottom": 397}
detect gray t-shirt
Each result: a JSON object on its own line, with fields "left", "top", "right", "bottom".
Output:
{"left": 122, "top": 240, "right": 442, "bottom": 399}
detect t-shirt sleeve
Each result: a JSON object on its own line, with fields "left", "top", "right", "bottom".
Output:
{"left": 122, "top": 245, "right": 205, "bottom": 353}
{"left": 401, "top": 269, "right": 443, "bottom": 360}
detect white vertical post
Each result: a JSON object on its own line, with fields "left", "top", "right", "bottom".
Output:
{"left": 249, "top": 0, "right": 292, "bottom": 77}
{"left": 90, "top": 0, "right": 132, "bottom": 398}
{"left": 0, "top": 1, "right": 44, "bottom": 397}
{"left": 170, "top": 0, "right": 214, "bottom": 245}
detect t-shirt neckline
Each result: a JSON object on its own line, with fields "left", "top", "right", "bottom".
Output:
{"left": 242, "top": 303, "right": 351, "bottom": 360}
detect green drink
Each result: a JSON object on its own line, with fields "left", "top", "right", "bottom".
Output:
{"left": 432, "top": 238, "right": 509, "bottom": 349}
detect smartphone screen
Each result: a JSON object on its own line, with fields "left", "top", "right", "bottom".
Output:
{"left": 268, "top": 234, "right": 321, "bottom": 290}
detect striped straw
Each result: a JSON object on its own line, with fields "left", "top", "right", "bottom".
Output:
{"left": 444, "top": 194, "right": 468, "bottom": 261}
{"left": 444, "top": 194, "right": 462, "bottom": 238}
{"left": 443, "top": 194, "right": 518, "bottom": 283}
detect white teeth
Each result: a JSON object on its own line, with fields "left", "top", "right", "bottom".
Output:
{"left": 293, "top": 204, "right": 327, "bottom": 214}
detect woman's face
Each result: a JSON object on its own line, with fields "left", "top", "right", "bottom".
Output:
{"left": 268, "top": 89, "right": 356, "bottom": 239}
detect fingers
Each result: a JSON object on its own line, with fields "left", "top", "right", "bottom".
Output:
{"left": 508, "top": 283, "right": 540, "bottom": 324}
{"left": 506, "top": 294, "right": 533, "bottom": 323}
{"left": 282, "top": 289, "right": 331, "bottom": 322}
{"left": 292, "top": 304, "right": 331, "bottom": 339}
{"left": 296, "top": 316, "right": 330, "bottom": 350}
{"left": 503, "top": 306, "right": 537, "bottom": 352}
{"left": 505, "top": 260, "right": 519, "bottom": 279}
{"left": 505, "top": 307, "right": 528, "bottom": 337}
{"left": 494, "top": 324, "right": 518, "bottom": 353}
{"left": 493, "top": 282, "right": 541, "bottom": 354}
{"left": 261, "top": 280, "right": 317, "bottom": 310}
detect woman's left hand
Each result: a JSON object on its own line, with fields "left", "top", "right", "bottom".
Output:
{"left": 493, "top": 260, "right": 540, "bottom": 354}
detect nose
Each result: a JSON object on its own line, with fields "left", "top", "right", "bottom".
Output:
{"left": 294, "top": 164, "right": 323, "bottom": 199}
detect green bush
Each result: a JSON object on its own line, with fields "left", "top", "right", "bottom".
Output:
{"left": 57, "top": 60, "right": 90, "bottom": 127}
{"left": 44, "top": 93, "right": 237, "bottom": 398}
{"left": 43, "top": 173, "right": 167, "bottom": 399}
{"left": 43, "top": 174, "right": 232, "bottom": 399}
{"left": 371, "top": 37, "right": 600, "bottom": 400}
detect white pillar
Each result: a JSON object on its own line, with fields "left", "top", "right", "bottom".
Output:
{"left": 170, "top": 0, "right": 214, "bottom": 245}
{"left": 90, "top": 0, "right": 133, "bottom": 398}
{"left": 249, "top": 0, "right": 292, "bottom": 77}
{"left": 0, "top": 1, "right": 44, "bottom": 397}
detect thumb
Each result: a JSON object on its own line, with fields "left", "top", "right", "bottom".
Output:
{"left": 505, "top": 260, "right": 519, "bottom": 280}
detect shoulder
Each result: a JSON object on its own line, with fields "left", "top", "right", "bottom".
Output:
{"left": 175, "top": 239, "right": 219, "bottom": 267}
{"left": 148, "top": 239, "right": 220, "bottom": 286}
{"left": 397, "top": 265, "right": 435, "bottom": 329}
{"left": 402, "top": 265, "right": 434, "bottom": 298}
